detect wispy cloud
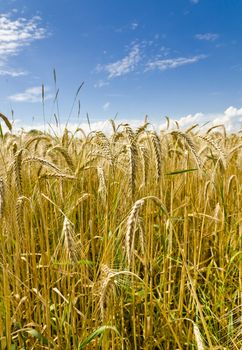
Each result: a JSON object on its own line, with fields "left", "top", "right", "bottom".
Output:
{"left": 8, "top": 86, "right": 53, "bottom": 103}
{"left": 115, "top": 21, "right": 139, "bottom": 33}
{"left": 131, "top": 22, "right": 138, "bottom": 30}
{"left": 145, "top": 55, "right": 206, "bottom": 72}
{"left": 0, "top": 13, "right": 47, "bottom": 75}
{"left": 190, "top": 0, "right": 199, "bottom": 4}
{"left": 97, "top": 44, "right": 141, "bottom": 79}
{"left": 0, "top": 68, "right": 26, "bottom": 77}
{"left": 96, "top": 40, "right": 206, "bottom": 80}
{"left": 195, "top": 33, "right": 219, "bottom": 41}
{"left": 94, "top": 80, "right": 109, "bottom": 88}
{"left": 102, "top": 102, "right": 110, "bottom": 110}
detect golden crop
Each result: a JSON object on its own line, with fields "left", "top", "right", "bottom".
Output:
{"left": 0, "top": 119, "right": 241, "bottom": 349}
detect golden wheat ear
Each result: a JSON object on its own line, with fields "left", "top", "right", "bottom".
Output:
{"left": 125, "top": 199, "right": 145, "bottom": 267}
{"left": 62, "top": 216, "right": 78, "bottom": 263}
{"left": 0, "top": 112, "right": 12, "bottom": 132}
{"left": 99, "top": 264, "right": 143, "bottom": 322}
{"left": 193, "top": 323, "right": 205, "bottom": 350}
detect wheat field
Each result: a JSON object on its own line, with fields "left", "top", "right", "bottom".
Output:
{"left": 0, "top": 117, "right": 241, "bottom": 349}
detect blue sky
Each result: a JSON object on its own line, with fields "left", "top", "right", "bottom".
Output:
{"left": 0, "top": 0, "right": 242, "bottom": 131}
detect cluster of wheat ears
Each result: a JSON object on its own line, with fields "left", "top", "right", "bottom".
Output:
{"left": 0, "top": 114, "right": 241, "bottom": 349}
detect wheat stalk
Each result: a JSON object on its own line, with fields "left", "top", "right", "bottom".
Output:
{"left": 0, "top": 177, "right": 5, "bottom": 218}
{"left": 97, "top": 166, "right": 107, "bottom": 204}
{"left": 14, "top": 149, "right": 23, "bottom": 196}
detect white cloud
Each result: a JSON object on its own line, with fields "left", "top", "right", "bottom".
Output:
{"left": 195, "top": 33, "right": 219, "bottom": 41}
{"left": 190, "top": 0, "right": 199, "bottom": 4}
{"left": 159, "top": 106, "right": 242, "bottom": 132}
{"left": 131, "top": 22, "right": 138, "bottom": 30}
{"left": 102, "top": 102, "right": 110, "bottom": 110}
{"left": 0, "top": 68, "right": 26, "bottom": 76}
{"left": 145, "top": 55, "right": 206, "bottom": 72}
{"left": 3, "top": 107, "right": 241, "bottom": 135}
{"left": 96, "top": 40, "right": 206, "bottom": 79}
{"left": 115, "top": 21, "right": 139, "bottom": 33}
{"left": 94, "top": 80, "right": 109, "bottom": 88}
{"left": 8, "top": 86, "right": 53, "bottom": 103}
{"left": 0, "top": 13, "right": 47, "bottom": 75}
{"left": 9, "top": 118, "right": 146, "bottom": 136}
{"left": 98, "top": 44, "right": 141, "bottom": 79}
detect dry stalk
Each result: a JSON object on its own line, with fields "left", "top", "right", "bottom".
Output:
{"left": 0, "top": 177, "right": 5, "bottom": 218}
{"left": 97, "top": 166, "right": 107, "bottom": 204}
{"left": 138, "top": 216, "right": 145, "bottom": 256}
{"left": 14, "top": 149, "right": 23, "bottom": 195}
{"left": 128, "top": 144, "right": 138, "bottom": 199}
{"left": 123, "top": 125, "right": 138, "bottom": 199}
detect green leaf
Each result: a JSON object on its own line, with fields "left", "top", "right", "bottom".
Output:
{"left": 25, "top": 328, "right": 49, "bottom": 345}
{"left": 78, "top": 326, "right": 119, "bottom": 349}
{"left": 165, "top": 168, "right": 198, "bottom": 176}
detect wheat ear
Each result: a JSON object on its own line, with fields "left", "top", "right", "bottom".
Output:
{"left": 171, "top": 130, "right": 203, "bottom": 169}
{"left": 16, "top": 196, "right": 28, "bottom": 244}
{"left": 47, "top": 145, "right": 75, "bottom": 172}
{"left": 62, "top": 216, "right": 78, "bottom": 263}
{"left": 100, "top": 264, "right": 142, "bottom": 321}
{"left": 100, "top": 264, "right": 117, "bottom": 321}
{"left": 193, "top": 323, "right": 205, "bottom": 350}
{"left": 139, "top": 145, "right": 149, "bottom": 188}
{"left": 150, "top": 131, "right": 162, "bottom": 182}
{"left": 125, "top": 199, "right": 144, "bottom": 267}
{"left": 23, "top": 157, "right": 62, "bottom": 173}
{"left": 123, "top": 125, "right": 138, "bottom": 199}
